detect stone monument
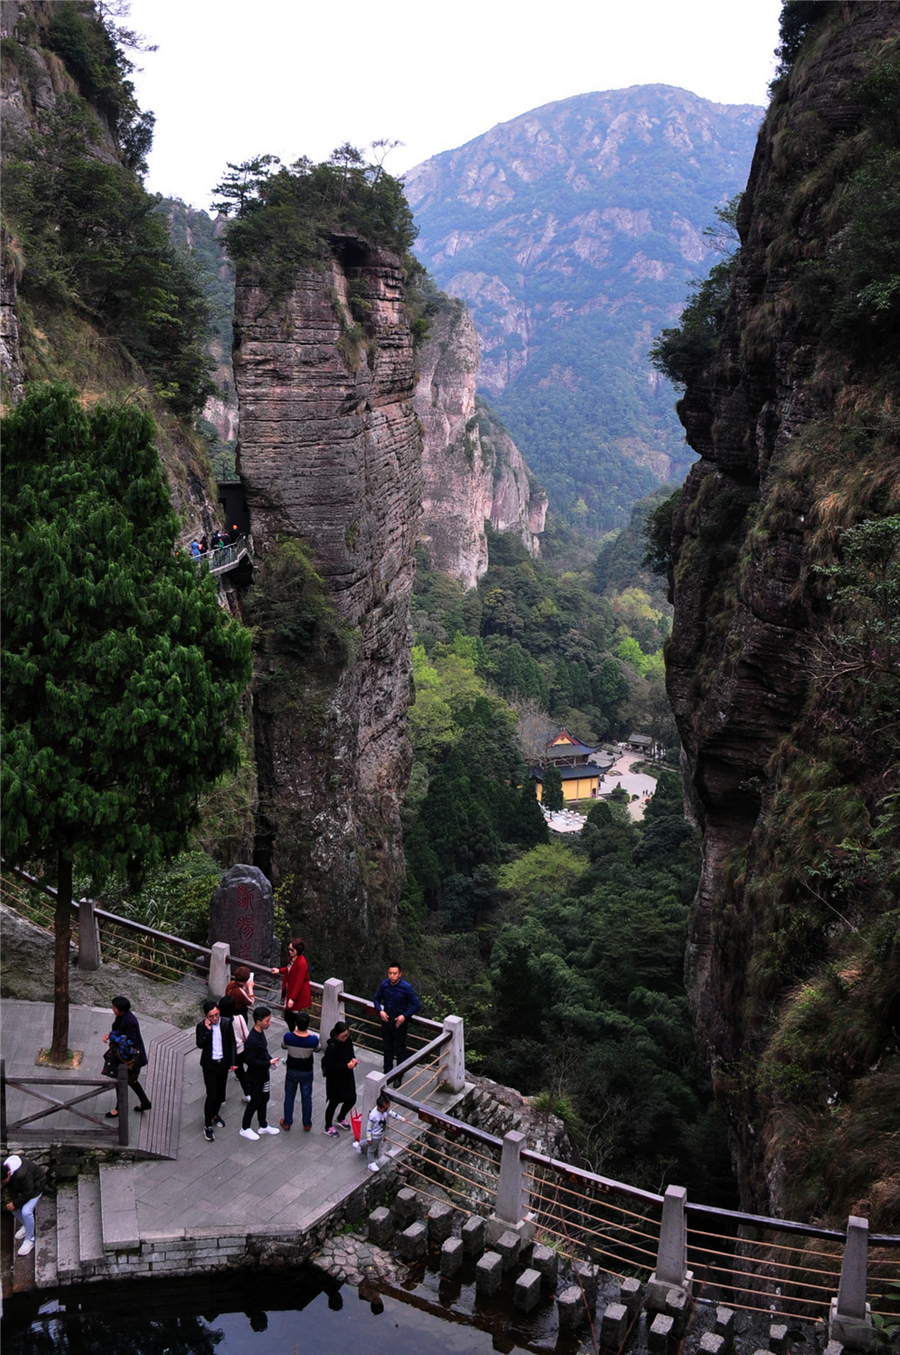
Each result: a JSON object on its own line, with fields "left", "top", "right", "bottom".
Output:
{"left": 208, "top": 864, "right": 279, "bottom": 968}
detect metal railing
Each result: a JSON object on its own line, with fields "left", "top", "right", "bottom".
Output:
{"left": 193, "top": 535, "right": 251, "bottom": 575}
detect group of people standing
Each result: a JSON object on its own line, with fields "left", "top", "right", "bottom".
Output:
{"left": 194, "top": 941, "right": 420, "bottom": 1171}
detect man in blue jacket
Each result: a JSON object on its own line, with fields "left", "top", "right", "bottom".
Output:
{"left": 372, "top": 963, "right": 420, "bottom": 1085}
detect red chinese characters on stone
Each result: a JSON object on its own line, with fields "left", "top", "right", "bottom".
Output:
{"left": 234, "top": 884, "right": 256, "bottom": 956}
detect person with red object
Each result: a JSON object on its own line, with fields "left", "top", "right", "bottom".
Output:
{"left": 271, "top": 937, "right": 310, "bottom": 1031}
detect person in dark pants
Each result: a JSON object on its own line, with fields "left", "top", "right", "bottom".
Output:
{"left": 240, "top": 1007, "right": 280, "bottom": 1141}
{"left": 280, "top": 1011, "right": 319, "bottom": 1132}
{"left": 196, "top": 999, "right": 237, "bottom": 1142}
{"left": 104, "top": 995, "right": 151, "bottom": 1116}
{"left": 372, "top": 963, "right": 420, "bottom": 1085}
{"left": 321, "top": 1021, "right": 358, "bottom": 1136}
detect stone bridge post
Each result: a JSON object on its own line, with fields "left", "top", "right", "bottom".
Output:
{"left": 647, "top": 1184, "right": 693, "bottom": 1310}
{"left": 829, "top": 1216, "right": 873, "bottom": 1348}
{"left": 320, "top": 977, "right": 344, "bottom": 1037}
{"left": 487, "top": 1130, "right": 533, "bottom": 1246}
{"left": 442, "top": 1015, "right": 465, "bottom": 1092}
{"left": 77, "top": 896, "right": 102, "bottom": 970}
{"left": 360, "top": 1069, "right": 386, "bottom": 1143}
{"left": 209, "top": 941, "right": 229, "bottom": 997}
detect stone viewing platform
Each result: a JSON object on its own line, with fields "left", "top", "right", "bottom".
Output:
{"left": 0, "top": 998, "right": 468, "bottom": 1296}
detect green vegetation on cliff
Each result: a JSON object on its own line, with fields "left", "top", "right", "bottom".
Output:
{"left": 663, "top": 1, "right": 900, "bottom": 1228}
{"left": 3, "top": 7, "right": 214, "bottom": 418}
{"left": 212, "top": 145, "right": 417, "bottom": 294}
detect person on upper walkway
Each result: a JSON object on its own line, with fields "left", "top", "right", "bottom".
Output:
{"left": 271, "top": 937, "right": 310, "bottom": 1031}
{"left": 196, "top": 999, "right": 237, "bottom": 1143}
{"left": 279, "top": 1011, "right": 319, "bottom": 1133}
{"left": 372, "top": 962, "right": 420, "bottom": 1085}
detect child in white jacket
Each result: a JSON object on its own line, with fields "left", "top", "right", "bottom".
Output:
{"left": 363, "top": 1091, "right": 406, "bottom": 1172}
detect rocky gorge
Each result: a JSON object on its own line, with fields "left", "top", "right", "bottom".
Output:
{"left": 666, "top": 1, "right": 900, "bottom": 1228}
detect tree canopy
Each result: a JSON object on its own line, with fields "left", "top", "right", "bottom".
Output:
{"left": 1, "top": 383, "right": 252, "bottom": 1054}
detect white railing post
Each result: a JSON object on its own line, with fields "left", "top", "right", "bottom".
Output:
{"left": 320, "top": 977, "right": 344, "bottom": 1037}
{"left": 209, "top": 941, "right": 229, "bottom": 997}
{"left": 829, "top": 1216, "right": 873, "bottom": 1347}
{"left": 646, "top": 1184, "right": 693, "bottom": 1310}
{"left": 487, "top": 1130, "right": 533, "bottom": 1246}
{"left": 360, "top": 1068, "right": 386, "bottom": 1142}
{"left": 442, "top": 1015, "right": 465, "bottom": 1092}
{"left": 77, "top": 896, "right": 102, "bottom": 970}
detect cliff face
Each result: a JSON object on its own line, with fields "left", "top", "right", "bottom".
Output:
{"left": 233, "top": 238, "right": 422, "bottom": 980}
{"left": 668, "top": 4, "right": 900, "bottom": 1228}
{"left": 414, "top": 298, "right": 546, "bottom": 589}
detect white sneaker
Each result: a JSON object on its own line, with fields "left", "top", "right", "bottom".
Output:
{"left": 367, "top": 1161, "right": 380, "bottom": 1173}
{"left": 18, "top": 1239, "right": 34, "bottom": 1256}
{"left": 257, "top": 1125, "right": 280, "bottom": 1135}
{"left": 353, "top": 1142, "right": 361, "bottom": 1154}
{"left": 242, "top": 1094, "right": 251, "bottom": 1102}
{"left": 239, "top": 1127, "right": 260, "bottom": 1141}
{"left": 15, "top": 1226, "right": 26, "bottom": 1241}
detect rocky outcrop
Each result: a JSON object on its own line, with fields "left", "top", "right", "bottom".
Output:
{"left": 414, "top": 298, "right": 546, "bottom": 589}
{"left": 667, "top": 4, "right": 900, "bottom": 1228}
{"left": 233, "top": 237, "right": 422, "bottom": 980}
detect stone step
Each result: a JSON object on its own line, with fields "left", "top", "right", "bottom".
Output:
{"left": 56, "top": 1183, "right": 81, "bottom": 1282}
{"left": 99, "top": 1163, "right": 140, "bottom": 1252}
{"left": 77, "top": 1175, "right": 104, "bottom": 1265}
{"left": 33, "top": 1193, "right": 57, "bottom": 1290}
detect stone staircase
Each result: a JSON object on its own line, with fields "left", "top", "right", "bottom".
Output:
{"left": 33, "top": 1165, "right": 141, "bottom": 1287}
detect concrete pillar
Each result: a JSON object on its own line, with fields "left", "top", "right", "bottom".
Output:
{"left": 320, "top": 977, "right": 344, "bottom": 1039}
{"left": 646, "top": 1184, "right": 693, "bottom": 1310}
{"left": 360, "top": 1069, "right": 386, "bottom": 1142}
{"left": 442, "top": 1014, "right": 465, "bottom": 1091}
{"left": 829, "top": 1216, "right": 874, "bottom": 1348}
{"left": 487, "top": 1129, "right": 529, "bottom": 1245}
{"left": 77, "top": 896, "right": 102, "bottom": 970}
{"left": 441, "top": 1237, "right": 464, "bottom": 1278}
{"left": 209, "top": 941, "right": 229, "bottom": 997}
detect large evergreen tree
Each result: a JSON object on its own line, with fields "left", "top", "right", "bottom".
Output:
{"left": 1, "top": 384, "right": 253, "bottom": 1060}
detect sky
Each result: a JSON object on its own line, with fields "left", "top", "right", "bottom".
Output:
{"left": 127, "top": 0, "right": 783, "bottom": 212}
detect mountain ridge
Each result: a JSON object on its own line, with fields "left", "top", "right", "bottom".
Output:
{"left": 407, "top": 84, "right": 763, "bottom": 533}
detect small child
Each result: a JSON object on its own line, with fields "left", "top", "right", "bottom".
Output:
{"left": 362, "top": 1092, "right": 407, "bottom": 1172}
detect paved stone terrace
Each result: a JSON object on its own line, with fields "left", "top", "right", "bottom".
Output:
{"left": 1, "top": 999, "right": 466, "bottom": 1288}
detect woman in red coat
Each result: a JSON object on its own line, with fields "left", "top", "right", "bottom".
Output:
{"left": 271, "top": 937, "right": 310, "bottom": 1031}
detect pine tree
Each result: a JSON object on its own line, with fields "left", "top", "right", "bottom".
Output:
{"left": 542, "top": 764, "right": 565, "bottom": 812}
{"left": 1, "top": 384, "right": 253, "bottom": 1061}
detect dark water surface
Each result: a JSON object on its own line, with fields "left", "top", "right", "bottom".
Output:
{"left": 2, "top": 1266, "right": 538, "bottom": 1355}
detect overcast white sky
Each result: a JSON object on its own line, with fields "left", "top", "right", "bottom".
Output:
{"left": 128, "top": 0, "right": 782, "bottom": 212}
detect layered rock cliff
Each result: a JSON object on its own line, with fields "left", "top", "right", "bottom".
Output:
{"left": 414, "top": 296, "right": 546, "bottom": 589}
{"left": 233, "top": 237, "right": 422, "bottom": 979}
{"left": 667, "top": 4, "right": 900, "bottom": 1228}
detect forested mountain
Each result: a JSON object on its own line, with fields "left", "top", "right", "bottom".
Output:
{"left": 406, "top": 86, "right": 762, "bottom": 532}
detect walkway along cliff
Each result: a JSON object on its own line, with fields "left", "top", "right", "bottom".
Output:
{"left": 232, "top": 236, "right": 422, "bottom": 979}
{"left": 665, "top": 2, "right": 900, "bottom": 1231}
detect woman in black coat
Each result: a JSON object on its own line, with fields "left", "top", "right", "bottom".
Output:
{"left": 104, "top": 995, "right": 151, "bottom": 1116}
{"left": 321, "top": 1021, "right": 357, "bottom": 1135}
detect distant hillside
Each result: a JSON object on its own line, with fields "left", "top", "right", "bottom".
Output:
{"left": 406, "top": 85, "right": 762, "bottom": 533}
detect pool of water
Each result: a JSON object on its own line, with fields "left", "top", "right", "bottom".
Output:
{"left": 1, "top": 1265, "right": 549, "bottom": 1355}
